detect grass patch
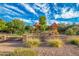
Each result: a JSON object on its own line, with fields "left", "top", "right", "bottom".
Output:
{"left": 47, "top": 39, "right": 64, "bottom": 48}
{"left": 68, "top": 38, "right": 79, "bottom": 46}
{"left": 24, "top": 38, "right": 41, "bottom": 48}
{"left": 10, "top": 48, "right": 38, "bottom": 56}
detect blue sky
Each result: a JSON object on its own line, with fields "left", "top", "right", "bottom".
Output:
{"left": 0, "top": 3, "right": 79, "bottom": 25}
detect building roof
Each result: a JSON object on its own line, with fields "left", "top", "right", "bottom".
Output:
{"left": 51, "top": 22, "right": 58, "bottom": 28}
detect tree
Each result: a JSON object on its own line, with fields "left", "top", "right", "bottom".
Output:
{"left": 6, "top": 19, "right": 26, "bottom": 34}
{"left": 0, "top": 19, "right": 6, "bottom": 32}
{"left": 39, "top": 16, "right": 47, "bottom": 32}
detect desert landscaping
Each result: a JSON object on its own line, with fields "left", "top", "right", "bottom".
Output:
{"left": 0, "top": 16, "right": 79, "bottom": 56}
{"left": 0, "top": 34, "right": 79, "bottom": 56}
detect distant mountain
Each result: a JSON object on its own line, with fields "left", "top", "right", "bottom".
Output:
{"left": 0, "top": 3, "right": 79, "bottom": 25}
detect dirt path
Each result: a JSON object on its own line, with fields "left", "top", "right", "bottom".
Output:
{"left": 0, "top": 40, "right": 24, "bottom": 52}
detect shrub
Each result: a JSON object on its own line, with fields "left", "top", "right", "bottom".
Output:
{"left": 47, "top": 39, "right": 64, "bottom": 48}
{"left": 76, "top": 31, "right": 79, "bottom": 35}
{"left": 10, "top": 48, "right": 38, "bottom": 56}
{"left": 65, "top": 28, "right": 76, "bottom": 35}
{"left": 68, "top": 38, "right": 79, "bottom": 45}
{"left": 24, "top": 38, "right": 41, "bottom": 48}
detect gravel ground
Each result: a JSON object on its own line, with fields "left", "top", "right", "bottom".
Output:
{"left": 33, "top": 45, "right": 79, "bottom": 56}
{"left": 0, "top": 40, "right": 79, "bottom": 56}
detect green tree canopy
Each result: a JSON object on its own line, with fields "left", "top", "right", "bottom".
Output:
{"left": 0, "top": 19, "right": 6, "bottom": 31}
{"left": 39, "top": 16, "right": 47, "bottom": 32}
{"left": 6, "top": 19, "right": 26, "bottom": 34}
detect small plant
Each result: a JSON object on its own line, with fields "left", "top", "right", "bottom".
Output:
{"left": 68, "top": 38, "right": 79, "bottom": 45}
{"left": 24, "top": 38, "right": 41, "bottom": 48}
{"left": 47, "top": 39, "right": 64, "bottom": 48}
{"left": 10, "top": 48, "right": 38, "bottom": 56}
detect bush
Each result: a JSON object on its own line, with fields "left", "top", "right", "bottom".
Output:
{"left": 10, "top": 48, "right": 38, "bottom": 56}
{"left": 24, "top": 38, "right": 41, "bottom": 48}
{"left": 76, "top": 31, "right": 79, "bottom": 35}
{"left": 68, "top": 38, "right": 79, "bottom": 45}
{"left": 65, "top": 28, "right": 76, "bottom": 35}
{"left": 47, "top": 39, "right": 64, "bottom": 48}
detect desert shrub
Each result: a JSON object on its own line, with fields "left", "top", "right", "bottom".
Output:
{"left": 47, "top": 39, "right": 64, "bottom": 48}
{"left": 24, "top": 38, "right": 41, "bottom": 48}
{"left": 65, "top": 28, "right": 76, "bottom": 35}
{"left": 68, "top": 38, "right": 79, "bottom": 45}
{"left": 10, "top": 48, "right": 38, "bottom": 56}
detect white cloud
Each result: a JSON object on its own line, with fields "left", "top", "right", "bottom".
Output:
{"left": 35, "top": 3, "right": 42, "bottom": 7}
{"left": 76, "top": 3, "right": 79, "bottom": 7}
{"left": 35, "top": 3, "right": 50, "bottom": 14}
{"left": 35, "top": 3, "right": 46, "bottom": 8}
{"left": 36, "top": 3, "right": 49, "bottom": 13}
{"left": 4, "top": 4, "right": 26, "bottom": 15}
{"left": 54, "top": 8, "right": 79, "bottom": 19}
{"left": 34, "top": 3, "right": 48, "bottom": 15}
{"left": 47, "top": 20, "right": 59, "bottom": 25}
{"left": 61, "top": 7, "right": 69, "bottom": 13}
{"left": 33, "top": 5, "right": 42, "bottom": 11}
{"left": 16, "top": 18, "right": 32, "bottom": 23}
{"left": 2, "top": 7, "right": 20, "bottom": 16}
{"left": 34, "top": 3, "right": 51, "bottom": 22}
{"left": 60, "top": 21, "right": 73, "bottom": 24}
{"left": 61, "top": 9, "right": 79, "bottom": 18}
{"left": 54, "top": 14, "right": 60, "bottom": 19}
{"left": 13, "top": 18, "right": 39, "bottom": 25}
{"left": 3, "top": 15, "right": 12, "bottom": 19}
{"left": 21, "top": 3, "right": 38, "bottom": 16}
{"left": 42, "top": 6, "right": 49, "bottom": 13}
{"left": 53, "top": 3, "right": 59, "bottom": 11}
